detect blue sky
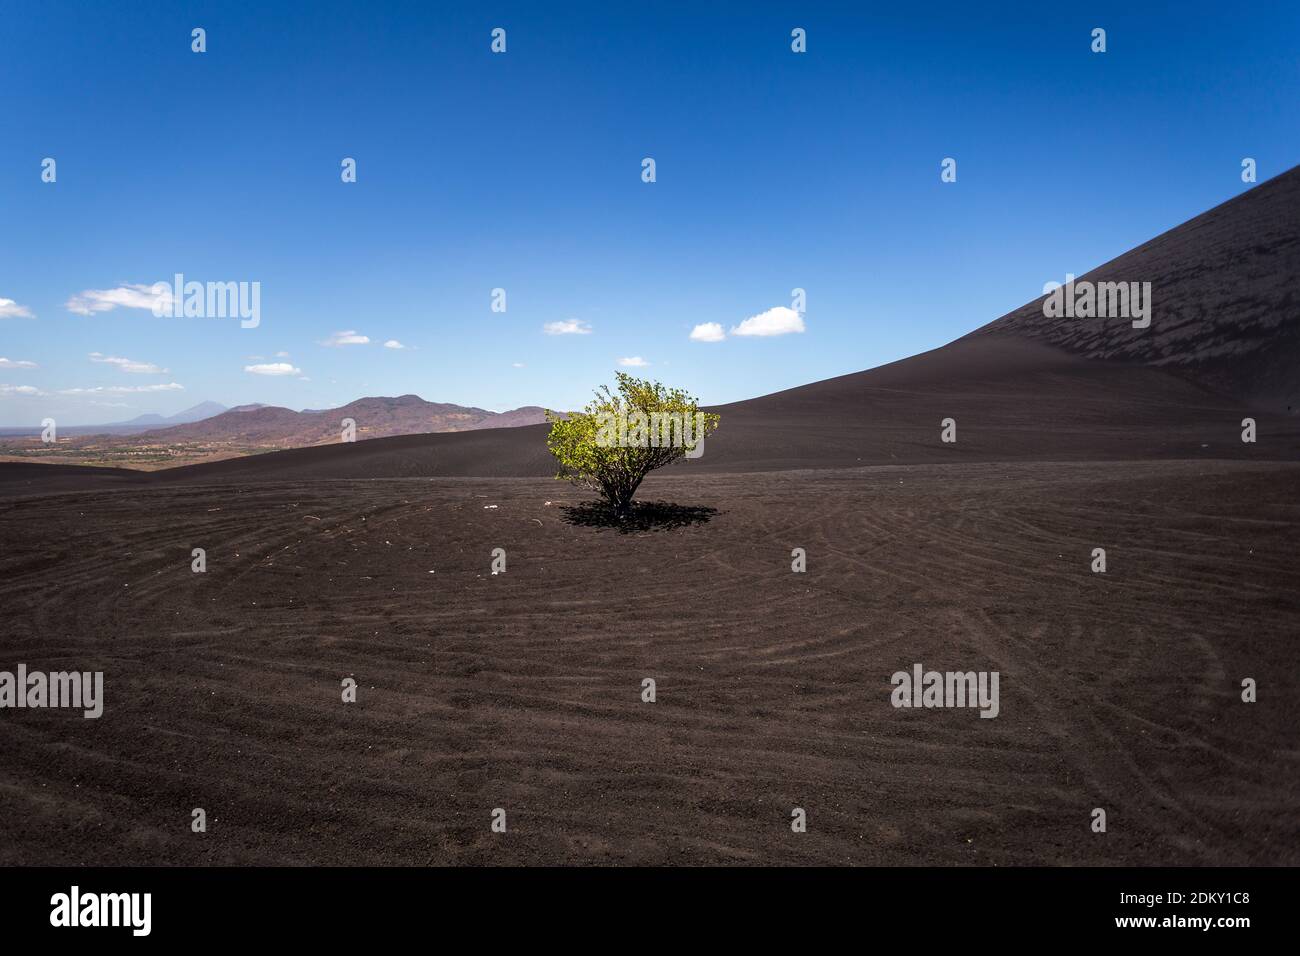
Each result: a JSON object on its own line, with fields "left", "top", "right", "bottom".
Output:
{"left": 1, "top": 0, "right": 1297, "bottom": 424}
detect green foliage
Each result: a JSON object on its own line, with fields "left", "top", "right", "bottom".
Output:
{"left": 546, "top": 373, "right": 720, "bottom": 517}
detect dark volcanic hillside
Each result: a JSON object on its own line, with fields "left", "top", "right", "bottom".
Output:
{"left": 968, "top": 165, "right": 1300, "bottom": 412}
{"left": 135, "top": 335, "right": 1297, "bottom": 486}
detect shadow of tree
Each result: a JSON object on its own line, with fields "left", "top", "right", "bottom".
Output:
{"left": 558, "top": 500, "right": 720, "bottom": 533}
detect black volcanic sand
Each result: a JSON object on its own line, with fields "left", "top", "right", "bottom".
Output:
{"left": 1, "top": 460, "right": 1296, "bottom": 865}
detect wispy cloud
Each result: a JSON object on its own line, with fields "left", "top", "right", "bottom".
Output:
{"left": 544, "top": 319, "right": 592, "bottom": 335}
{"left": 245, "top": 363, "right": 303, "bottom": 377}
{"left": 66, "top": 284, "right": 170, "bottom": 316}
{"left": 89, "top": 352, "right": 168, "bottom": 374}
{"left": 511, "top": 362, "right": 526, "bottom": 368}
{"left": 59, "top": 383, "right": 184, "bottom": 394}
{"left": 731, "top": 306, "right": 805, "bottom": 337}
{"left": 689, "top": 322, "right": 725, "bottom": 342}
{"left": 0, "top": 357, "right": 38, "bottom": 369}
{"left": 0, "top": 298, "right": 36, "bottom": 319}
{"left": 383, "top": 340, "right": 407, "bottom": 350}
{"left": 320, "top": 330, "right": 370, "bottom": 347}
{"left": 618, "top": 356, "right": 649, "bottom": 367}
{"left": 0, "top": 384, "right": 43, "bottom": 395}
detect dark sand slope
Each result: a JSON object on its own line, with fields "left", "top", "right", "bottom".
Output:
{"left": 0, "top": 464, "right": 1295, "bottom": 865}
{"left": 90, "top": 335, "right": 1287, "bottom": 487}
{"left": 699, "top": 335, "right": 1299, "bottom": 471}
{"left": 971, "top": 165, "right": 1300, "bottom": 411}
{"left": 0, "top": 461, "right": 144, "bottom": 496}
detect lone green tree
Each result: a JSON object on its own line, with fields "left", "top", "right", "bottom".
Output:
{"left": 546, "top": 373, "right": 720, "bottom": 519}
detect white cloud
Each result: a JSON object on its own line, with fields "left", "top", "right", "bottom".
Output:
{"left": 59, "top": 383, "right": 184, "bottom": 394}
{"left": 0, "top": 298, "right": 35, "bottom": 319}
{"left": 689, "top": 322, "right": 725, "bottom": 342}
{"left": 0, "top": 357, "right": 38, "bottom": 369}
{"left": 383, "top": 340, "right": 406, "bottom": 350}
{"left": 321, "top": 330, "right": 370, "bottom": 346}
{"left": 244, "top": 363, "right": 303, "bottom": 377}
{"left": 89, "top": 352, "right": 168, "bottom": 374}
{"left": 618, "top": 356, "right": 649, "bottom": 367}
{"left": 511, "top": 362, "right": 526, "bottom": 368}
{"left": 543, "top": 319, "right": 592, "bottom": 335}
{"left": 0, "top": 384, "right": 43, "bottom": 395}
{"left": 275, "top": 351, "right": 290, "bottom": 358}
{"left": 66, "top": 284, "right": 170, "bottom": 316}
{"left": 730, "top": 306, "right": 805, "bottom": 338}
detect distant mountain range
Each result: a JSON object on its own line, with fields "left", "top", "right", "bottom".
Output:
{"left": 132, "top": 394, "right": 550, "bottom": 445}
{"left": 0, "top": 394, "right": 553, "bottom": 468}
{"left": 110, "top": 401, "right": 230, "bottom": 428}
